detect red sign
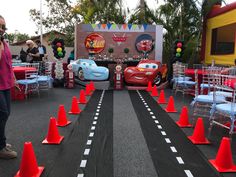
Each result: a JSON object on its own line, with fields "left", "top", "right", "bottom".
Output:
{"left": 84, "top": 33, "right": 105, "bottom": 54}
{"left": 112, "top": 35, "right": 127, "bottom": 42}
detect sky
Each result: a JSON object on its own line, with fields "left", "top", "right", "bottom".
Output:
{"left": 0, "top": 0, "right": 235, "bottom": 36}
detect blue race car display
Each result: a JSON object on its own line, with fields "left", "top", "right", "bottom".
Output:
{"left": 69, "top": 59, "right": 109, "bottom": 81}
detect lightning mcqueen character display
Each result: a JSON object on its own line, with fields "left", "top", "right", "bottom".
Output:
{"left": 124, "top": 59, "right": 167, "bottom": 86}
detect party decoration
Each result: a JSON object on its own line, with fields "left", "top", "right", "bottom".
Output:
{"left": 52, "top": 38, "right": 66, "bottom": 59}
{"left": 173, "top": 40, "right": 184, "bottom": 60}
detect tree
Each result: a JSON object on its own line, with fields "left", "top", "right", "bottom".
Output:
{"left": 29, "top": 0, "right": 80, "bottom": 46}
{"left": 6, "top": 33, "right": 30, "bottom": 44}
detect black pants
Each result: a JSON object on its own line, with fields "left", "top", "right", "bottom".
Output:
{"left": 0, "top": 89, "right": 10, "bottom": 150}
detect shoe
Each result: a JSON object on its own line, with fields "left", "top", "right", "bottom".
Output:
{"left": 0, "top": 146, "right": 17, "bottom": 159}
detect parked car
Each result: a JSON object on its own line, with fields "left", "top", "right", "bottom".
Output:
{"left": 69, "top": 59, "right": 109, "bottom": 81}
{"left": 124, "top": 59, "right": 167, "bottom": 86}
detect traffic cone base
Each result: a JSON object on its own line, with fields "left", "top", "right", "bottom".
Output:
{"left": 188, "top": 136, "right": 210, "bottom": 145}
{"left": 56, "top": 120, "right": 71, "bottom": 127}
{"left": 68, "top": 110, "right": 81, "bottom": 115}
{"left": 42, "top": 136, "right": 64, "bottom": 144}
{"left": 78, "top": 100, "right": 87, "bottom": 104}
{"left": 15, "top": 167, "right": 44, "bottom": 177}
{"left": 209, "top": 137, "right": 236, "bottom": 172}
{"left": 209, "top": 160, "right": 236, "bottom": 172}
{"left": 176, "top": 121, "right": 193, "bottom": 128}
{"left": 165, "top": 108, "right": 177, "bottom": 113}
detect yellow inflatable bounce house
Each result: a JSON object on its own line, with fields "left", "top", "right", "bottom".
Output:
{"left": 202, "top": 2, "right": 236, "bottom": 65}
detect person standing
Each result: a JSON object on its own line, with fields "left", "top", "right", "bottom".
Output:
{"left": 26, "top": 40, "right": 40, "bottom": 63}
{"left": 0, "top": 15, "right": 17, "bottom": 159}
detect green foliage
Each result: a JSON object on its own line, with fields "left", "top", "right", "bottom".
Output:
{"left": 7, "top": 33, "right": 30, "bottom": 44}
{"left": 124, "top": 48, "right": 129, "bottom": 54}
{"left": 108, "top": 47, "right": 114, "bottom": 53}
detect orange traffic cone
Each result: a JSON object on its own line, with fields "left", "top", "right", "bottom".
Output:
{"left": 78, "top": 89, "right": 87, "bottom": 104}
{"left": 146, "top": 81, "right": 152, "bottom": 92}
{"left": 157, "top": 90, "right": 167, "bottom": 104}
{"left": 90, "top": 81, "right": 95, "bottom": 91}
{"left": 85, "top": 84, "right": 92, "bottom": 96}
{"left": 165, "top": 96, "right": 177, "bottom": 112}
{"left": 69, "top": 96, "right": 81, "bottom": 115}
{"left": 188, "top": 118, "right": 210, "bottom": 144}
{"left": 42, "top": 117, "right": 64, "bottom": 144}
{"left": 151, "top": 85, "right": 158, "bottom": 97}
{"left": 209, "top": 137, "right": 236, "bottom": 172}
{"left": 15, "top": 142, "right": 44, "bottom": 177}
{"left": 176, "top": 106, "right": 192, "bottom": 127}
{"left": 56, "top": 105, "right": 71, "bottom": 127}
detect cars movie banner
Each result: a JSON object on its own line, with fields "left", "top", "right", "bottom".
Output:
{"left": 75, "top": 24, "right": 163, "bottom": 62}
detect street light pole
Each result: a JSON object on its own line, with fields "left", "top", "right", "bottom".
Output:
{"left": 40, "top": 0, "right": 43, "bottom": 43}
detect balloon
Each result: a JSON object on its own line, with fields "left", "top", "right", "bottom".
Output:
{"left": 177, "top": 42, "right": 182, "bottom": 48}
{"left": 57, "top": 47, "right": 62, "bottom": 52}
{"left": 56, "top": 42, "right": 62, "bottom": 47}
{"left": 58, "top": 51, "right": 63, "bottom": 57}
{"left": 176, "top": 48, "right": 182, "bottom": 53}
{"left": 176, "top": 53, "right": 181, "bottom": 57}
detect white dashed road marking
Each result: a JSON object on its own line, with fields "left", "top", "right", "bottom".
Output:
{"left": 80, "top": 160, "right": 87, "bottom": 167}
{"left": 161, "top": 131, "right": 166, "bottom": 136}
{"left": 84, "top": 149, "right": 90, "bottom": 155}
{"left": 170, "top": 146, "right": 177, "bottom": 153}
{"left": 165, "top": 138, "right": 171, "bottom": 143}
{"left": 176, "top": 157, "right": 184, "bottom": 164}
{"left": 184, "top": 170, "right": 194, "bottom": 177}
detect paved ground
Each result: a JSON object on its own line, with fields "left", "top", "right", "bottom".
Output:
{"left": 0, "top": 86, "right": 236, "bottom": 177}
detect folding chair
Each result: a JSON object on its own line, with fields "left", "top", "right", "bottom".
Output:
{"left": 208, "top": 74, "right": 236, "bottom": 138}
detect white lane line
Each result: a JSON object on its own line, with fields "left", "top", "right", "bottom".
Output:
{"left": 93, "top": 121, "right": 97, "bottom": 125}
{"left": 161, "top": 131, "right": 167, "bottom": 136}
{"left": 97, "top": 106, "right": 101, "bottom": 109}
{"left": 184, "top": 170, "right": 194, "bottom": 177}
{"left": 150, "top": 112, "right": 154, "bottom": 115}
{"left": 96, "top": 109, "right": 100, "bottom": 112}
{"left": 77, "top": 174, "right": 84, "bottom": 177}
{"left": 147, "top": 108, "right": 151, "bottom": 111}
{"left": 157, "top": 125, "right": 162, "bottom": 129}
{"left": 145, "top": 105, "right": 149, "bottom": 108}
{"left": 80, "top": 160, "right": 87, "bottom": 167}
{"left": 176, "top": 157, "right": 184, "bottom": 164}
{"left": 170, "top": 146, "right": 177, "bottom": 153}
{"left": 155, "top": 120, "right": 159, "bottom": 124}
{"left": 165, "top": 138, "right": 171, "bottom": 143}
{"left": 94, "top": 116, "right": 98, "bottom": 120}
{"left": 152, "top": 116, "right": 156, "bottom": 119}
{"left": 91, "top": 126, "right": 96, "bottom": 130}
{"left": 89, "top": 132, "right": 94, "bottom": 137}
{"left": 84, "top": 148, "right": 90, "bottom": 155}
{"left": 95, "top": 113, "right": 99, "bottom": 116}
{"left": 87, "top": 140, "right": 92, "bottom": 145}
{"left": 144, "top": 103, "right": 147, "bottom": 105}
